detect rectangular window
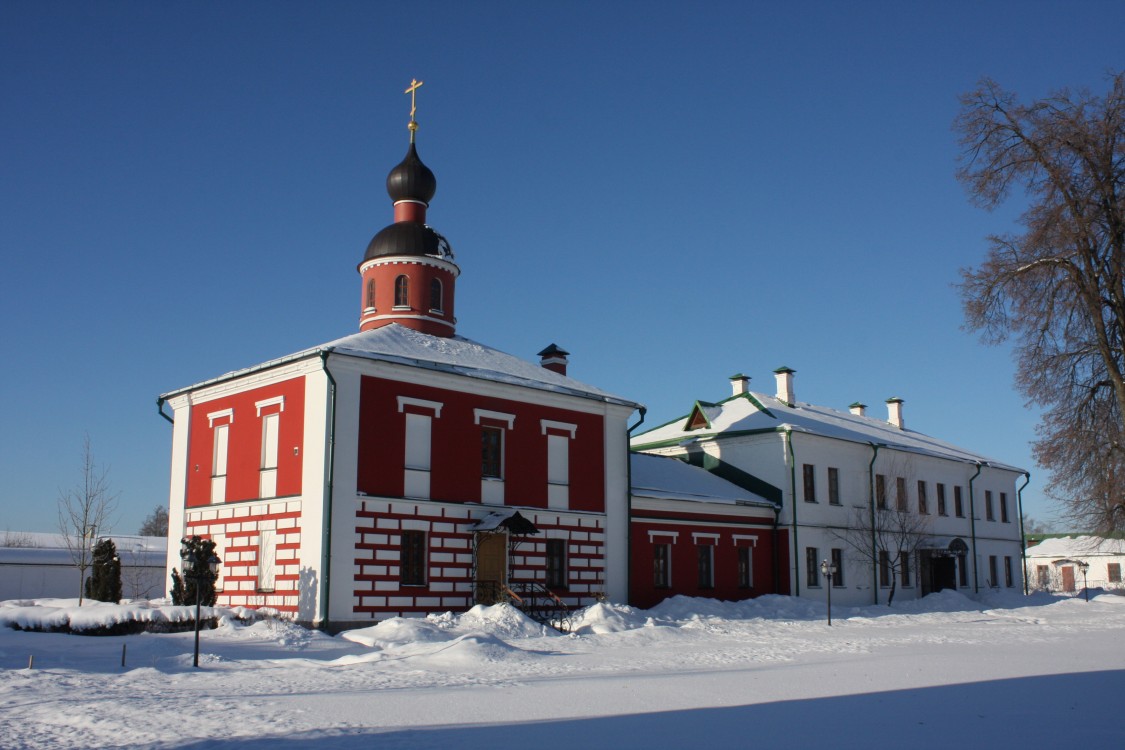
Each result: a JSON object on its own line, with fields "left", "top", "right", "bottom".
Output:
{"left": 985, "top": 491, "right": 995, "bottom": 521}
{"left": 1036, "top": 565, "right": 1050, "bottom": 588}
{"left": 1004, "top": 556, "right": 1013, "bottom": 587}
{"left": 831, "top": 547, "right": 845, "bottom": 587}
{"left": 937, "top": 483, "right": 947, "bottom": 516}
{"left": 1000, "top": 492, "right": 1009, "bottom": 523}
{"left": 545, "top": 539, "right": 567, "bottom": 589}
{"left": 876, "top": 474, "right": 887, "bottom": 510}
{"left": 900, "top": 550, "right": 911, "bottom": 587}
{"left": 211, "top": 423, "right": 229, "bottom": 503}
{"left": 879, "top": 550, "right": 891, "bottom": 587}
{"left": 803, "top": 464, "right": 816, "bottom": 503}
{"left": 697, "top": 545, "right": 714, "bottom": 589}
{"left": 954, "top": 486, "right": 964, "bottom": 517}
{"left": 481, "top": 426, "right": 503, "bottom": 478}
{"left": 546, "top": 433, "right": 570, "bottom": 510}
{"left": 896, "top": 477, "right": 907, "bottom": 511}
{"left": 1108, "top": 563, "right": 1122, "bottom": 583}
{"left": 737, "top": 547, "right": 753, "bottom": 589}
{"left": 404, "top": 413, "right": 433, "bottom": 499}
{"left": 257, "top": 528, "right": 275, "bottom": 592}
{"left": 988, "top": 555, "right": 998, "bottom": 588}
{"left": 806, "top": 546, "right": 819, "bottom": 588}
{"left": 401, "top": 530, "right": 426, "bottom": 586}
{"left": 828, "top": 467, "right": 840, "bottom": 505}
{"left": 653, "top": 544, "right": 670, "bottom": 588}
{"left": 917, "top": 480, "right": 928, "bottom": 514}
{"left": 259, "top": 412, "right": 279, "bottom": 499}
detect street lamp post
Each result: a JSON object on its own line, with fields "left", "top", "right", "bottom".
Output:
{"left": 180, "top": 536, "right": 221, "bottom": 668}
{"left": 820, "top": 559, "right": 838, "bottom": 626}
{"left": 1078, "top": 560, "right": 1090, "bottom": 602}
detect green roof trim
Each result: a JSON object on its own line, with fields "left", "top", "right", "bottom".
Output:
{"left": 679, "top": 450, "right": 783, "bottom": 506}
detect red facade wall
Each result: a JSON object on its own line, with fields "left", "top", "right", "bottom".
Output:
{"left": 185, "top": 377, "right": 306, "bottom": 507}
{"left": 629, "top": 512, "right": 781, "bottom": 609}
{"left": 355, "top": 375, "right": 606, "bottom": 510}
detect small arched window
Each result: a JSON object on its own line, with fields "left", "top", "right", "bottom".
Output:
{"left": 394, "top": 275, "right": 409, "bottom": 307}
{"left": 365, "top": 279, "right": 376, "bottom": 310}
{"left": 430, "top": 278, "right": 443, "bottom": 312}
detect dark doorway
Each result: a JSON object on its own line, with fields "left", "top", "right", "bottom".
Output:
{"left": 929, "top": 556, "right": 957, "bottom": 593}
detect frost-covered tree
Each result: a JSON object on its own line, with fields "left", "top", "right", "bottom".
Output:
{"left": 138, "top": 505, "right": 169, "bottom": 537}
{"left": 171, "top": 536, "right": 220, "bottom": 607}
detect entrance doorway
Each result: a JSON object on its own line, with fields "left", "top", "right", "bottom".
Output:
{"left": 1061, "top": 566, "right": 1076, "bottom": 592}
{"left": 929, "top": 556, "right": 957, "bottom": 593}
{"left": 474, "top": 532, "right": 508, "bottom": 604}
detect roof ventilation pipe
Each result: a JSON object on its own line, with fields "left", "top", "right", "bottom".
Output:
{"left": 849, "top": 402, "right": 867, "bottom": 417}
{"left": 538, "top": 344, "right": 570, "bottom": 376}
{"left": 774, "top": 367, "right": 796, "bottom": 406}
{"left": 886, "top": 397, "right": 905, "bottom": 429}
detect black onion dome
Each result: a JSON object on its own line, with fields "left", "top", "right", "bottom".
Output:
{"left": 364, "top": 223, "right": 453, "bottom": 261}
{"left": 386, "top": 142, "right": 436, "bottom": 204}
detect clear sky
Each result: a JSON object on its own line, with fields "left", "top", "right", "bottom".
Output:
{"left": 2, "top": 1, "right": 1122, "bottom": 534}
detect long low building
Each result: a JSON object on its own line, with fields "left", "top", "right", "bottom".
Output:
{"left": 0, "top": 533, "right": 167, "bottom": 601}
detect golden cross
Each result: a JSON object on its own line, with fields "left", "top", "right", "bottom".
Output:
{"left": 405, "top": 78, "right": 423, "bottom": 120}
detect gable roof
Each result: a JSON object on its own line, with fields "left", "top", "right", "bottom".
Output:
{"left": 1025, "top": 535, "right": 1125, "bottom": 559}
{"left": 161, "top": 324, "right": 642, "bottom": 409}
{"left": 632, "top": 390, "right": 1025, "bottom": 473}
{"left": 630, "top": 453, "right": 776, "bottom": 508}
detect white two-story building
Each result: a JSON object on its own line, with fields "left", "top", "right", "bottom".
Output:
{"left": 632, "top": 368, "right": 1029, "bottom": 606}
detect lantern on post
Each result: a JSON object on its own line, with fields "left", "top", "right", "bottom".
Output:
{"left": 820, "top": 559, "right": 838, "bottom": 626}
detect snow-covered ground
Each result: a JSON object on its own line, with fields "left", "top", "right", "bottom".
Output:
{"left": 1, "top": 590, "right": 1122, "bottom": 749}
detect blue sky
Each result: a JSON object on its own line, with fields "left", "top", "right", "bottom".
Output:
{"left": 2, "top": 1, "right": 1122, "bottom": 534}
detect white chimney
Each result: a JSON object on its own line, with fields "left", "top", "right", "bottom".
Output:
{"left": 774, "top": 367, "right": 796, "bottom": 405}
{"left": 730, "top": 373, "right": 750, "bottom": 396}
{"left": 886, "top": 397, "right": 904, "bottom": 429}
{"left": 849, "top": 402, "right": 867, "bottom": 417}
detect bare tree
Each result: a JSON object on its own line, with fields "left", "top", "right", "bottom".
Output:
{"left": 138, "top": 505, "right": 169, "bottom": 537}
{"left": 57, "top": 435, "right": 118, "bottom": 605}
{"left": 1, "top": 530, "right": 38, "bottom": 548}
{"left": 954, "top": 72, "right": 1125, "bottom": 532}
{"left": 836, "top": 505, "right": 932, "bottom": 607}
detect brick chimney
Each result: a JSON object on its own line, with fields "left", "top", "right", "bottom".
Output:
{"left": 886, "top": 397, "right": 904, "bottom": 429}
{"left": 774, "top": 367, "right": 796, "bottom": 405}
{"left": 730, "top": 373, "right": 750, "bottom": 396}
{"left": 538, "top": 344, "right": 570, "bottom": 376}
{"left": 849, "top": 402, "right": 867, "bottom": 417}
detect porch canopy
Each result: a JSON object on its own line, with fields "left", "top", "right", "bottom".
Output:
{"left": 470, "top": 510, "right": 540, "bottom": 535}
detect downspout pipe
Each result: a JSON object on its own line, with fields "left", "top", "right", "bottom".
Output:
{"left": 157, "top": 397, "right": 174, "bottom": 425}
{"left": 625, "top": 407, "right": 647, "bottom": 606}
{"left": 1017, "top": 472, "right": 1031, "bottom": 595}
{"left": 318, "top": 351, "right": 338, "bottom": 631}
{"left": 968, "top": 462, "right": 983, "bottom": 594}
{"left": 784, "top": 428, "right": 799, "bottom": 597}
{"left": 867, "top": 442, "right": 882, "bottom": 605}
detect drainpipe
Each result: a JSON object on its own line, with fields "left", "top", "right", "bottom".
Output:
{"left": 771, "top": 504, "right": 782, "bottom": 595}
{"left": 157, "top": 397, "right": 174, "bottom": 425}
{"left": 867, "top": 442, "right": 882, "bottom": 605}
{"left": 625, "top": 407, "right": 647, "bottom": 606}
{"left": 1017, "top": 472, "right": 1031, "bottom": 595}
{"left": 318, "top": 351, "right": 337, "bottom": 631}
{"left": 968, "top": 462, "right": 983, "bottom": 594}
{"left": 783, "top": 428, "right": 799, "bottom": 597}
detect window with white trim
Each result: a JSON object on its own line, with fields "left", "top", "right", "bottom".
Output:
{"left": 211, "top": 423, "right": 229, "bottom": 503}
{"left": 257, "top": 528, "right": 276, "bottom": 592}
{"left": 542, "top": 420, "right": 576, "bottom": 511}
{"left": 429, "top": 278, "right": 443, "bottom": 312}
{"left": 260, "top": 412, "right": 279, "bottom": 499}
{"left": 653, "top": 543, "right": 670, "bottom": 588}
{"left": 697, "top": 544, "right": 714, "bottom": 589}
{"left": 394, "top": 274, "right": 409, "bottom": 308}
{"left": 737, "top": 547, "right": 753, "bottom": 588}
{"left": 399, "top": 397, "right": 442, "bottom": 500}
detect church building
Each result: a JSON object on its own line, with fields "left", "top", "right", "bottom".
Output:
{"left": 158, "top": 84, "right": 642, "bottom": 629}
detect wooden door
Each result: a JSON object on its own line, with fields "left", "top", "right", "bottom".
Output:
{"left": 475, "top": 533, "right": 508, "bottom": 604}
{"left": 1061, "top": 566, "right": 1076, "bottom": 592}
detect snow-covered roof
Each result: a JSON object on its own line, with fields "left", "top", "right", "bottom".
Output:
{"left": 632, "top": 390, "right": 1025, "bottom": 473}
{"left": 630, "top": 453, "right": 775, "bottom": 508}
{"left": 161, "top": 324, "right": 642, "bottom": 409}
{"left": 1025, "top": 536, "right": 1125, "bottom": 559}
